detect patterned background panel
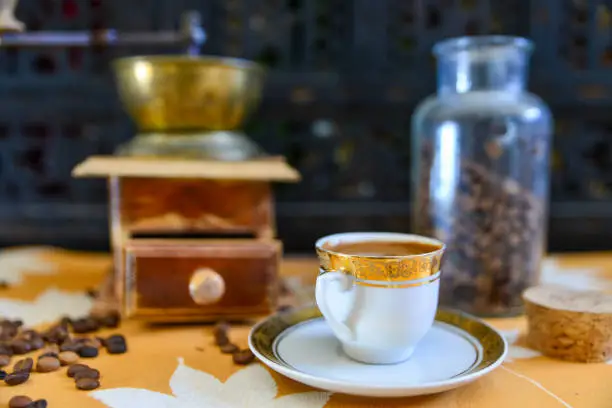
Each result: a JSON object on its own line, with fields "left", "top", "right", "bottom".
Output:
{"left": 0, "top": 0, "right": 611, "bottom": 252}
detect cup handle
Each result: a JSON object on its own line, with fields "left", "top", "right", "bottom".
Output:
{"left": 315, "top": 271, "right": 355, "bottom": 343}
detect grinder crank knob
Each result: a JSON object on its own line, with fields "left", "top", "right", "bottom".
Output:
{"left": 0, "top": 0, "right": 24, "bottom": 32}
{"left": 189, "top": 268, "right": 225, "bottom": 305}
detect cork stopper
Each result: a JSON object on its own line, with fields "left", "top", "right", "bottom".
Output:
{"left": 523, "top": 285, "right": 612, "bottom": 363}
{"left": 524, "top": 285, "right": 612, "bottom": 313}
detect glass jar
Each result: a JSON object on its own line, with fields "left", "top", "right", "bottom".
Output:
{"left": 411, "top": 36, "right": 552, "bottom": 317}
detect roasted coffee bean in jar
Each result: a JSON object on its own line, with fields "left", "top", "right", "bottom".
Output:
{"left": 411, "top": 36, "right": 552, "bottom": 316}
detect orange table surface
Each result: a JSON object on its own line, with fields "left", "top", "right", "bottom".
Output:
{"left": 0, "top": 247, "right": 611, "bottom": 407}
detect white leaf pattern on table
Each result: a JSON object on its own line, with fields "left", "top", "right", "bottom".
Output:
{"left": 0, "top": 246, "right": 58, "bottom": 285}
{"left": 500, "top": 329, "right": 542, "bottom": 362}
{"left": 90, "top": 358, "right": 331, "bottom": 408}
{"left": 499, "top": 329, "right": 572, "bottom": 406}
{"left": 0, "top": 287, "right": 93, "bottom": 326}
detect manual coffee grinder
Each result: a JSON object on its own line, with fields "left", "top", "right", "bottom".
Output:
{"left": 0, "top": 0, "right": 299, "bottom": 322}
{"left": 68, "top": 24, "right": 300, "bottom": 321}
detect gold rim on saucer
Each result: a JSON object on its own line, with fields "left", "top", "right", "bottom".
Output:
{"left": 250, "top": 306, "right": 506, "bottom": 376}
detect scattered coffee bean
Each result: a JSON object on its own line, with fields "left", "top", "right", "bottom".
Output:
{"left": 0, "top": 344, "right": 13, "bottom": 356}
{"left": 0, "top": 331, "right": 15, "bottom": 342}
{"left": 86, "top": 288, "right": 99, "bottom": 298}
{"left": 74, "top": 368, "right": 100, "bottom": 380}
{"left": 106, "top": 342, "right": 127, "bottom": 354}
{"left": 71, "top": 317, "right": 100, "bottom": 334}
{"left": 219, "top": 343, "right": 239, "bottom": 354}
{"left": 0, "top": 369, "right": 6, "bottom": 380}
{"left": 58, "top": 351, "right": 79, "bottom": 366}
{"left": 8, "top": 395, "right": 32, "bottom": 408}
{"left": 0, "top": 320, "right": 20, "bottom": 341}
{"left": 78, "top": 345, "right": 99, "bottom": 358}
{"left": 38, "top": 352, "right": 59, "bottom": 360}
{"left": 105, "top": 335, "right": 127, "bottom": 354}
{"left": 4, "top": 370, "right": 29, "bottom": 385}
{"left": 59, "top": 316, "right": 72, "bottom": 330}
{"left": 60, "top": 340, "right": 81, "bottom": 353}
{"left": 214, "top": 322, "right": 231, "bottom": 341}
{"left": 96, "top": 336, "right": 106, "bottom": 346}
{"left": 278, "top": 280, "right": 290, "bottom": 296}
{"left": 31, "top": 338, "right": 45, "bottom": 350}
{"left": 10, "top": 340, "right": 31, "bottom": 355}
{"left": 29, "top": 400, "right": 48, "bottom": 408}
{"left": 42, "top": 325, "right": 69, "bottom": 344}
{"left": 105, "top": 334, "right": 125, "bottom": 343}
{"left": 76, "top": 377, "right": 100, "bottom": 390}
{"left": 20, "top": 329, "right": 37, "bottom": 339}
{"left": 232, "top": 349, "right": 256, "bottom": 365}
{"left": 36, "top": 356, "right": 60, "bottom": 373}
{"left": 0, "top": 353, "right": 10, "bottom": 367}
{"left": 13, "top": 357, "right": 33, "bottom": 373}
{"left": 85, "top": 337, "right": 102, "bottom": 349}
{"left": 20, "top": 330, "right": 43, "bottom": 347}
{"left": 44, "top": 344, "right": 60, "bottom": 354}
{"left": 215, "top": 333, "right": 229, "bottom": 346}
{"left": 97, "top": 311, "right": 121, "bottom": 329}
{"left": 213, "top": 321, "right": 229, "bottom": 338}
{"left": 67, "top": 363, "right": 90, "bottom": 378}
{"left": 0, "top": 280, "right": 9, "bottom": 289}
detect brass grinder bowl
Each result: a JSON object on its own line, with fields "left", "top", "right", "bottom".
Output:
{"left": 113, "top": 56, "right": 266, "bottom": 132}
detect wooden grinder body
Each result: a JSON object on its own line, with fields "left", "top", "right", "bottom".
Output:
{"left": 73, "top": 157, "right": 299, "bottom": 322}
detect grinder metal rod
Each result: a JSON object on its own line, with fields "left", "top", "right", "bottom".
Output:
{"left": 0, "top": 2, "right": 205, "bottom": 54}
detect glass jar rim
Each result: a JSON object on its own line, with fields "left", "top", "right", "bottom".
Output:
{"left": 433, "top": 35, "right": 534, "bottom": 57}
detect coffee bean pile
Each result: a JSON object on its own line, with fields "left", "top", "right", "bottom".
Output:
{"left": 0, "top": 313, "right": 128, "bottom": 395}
{"left": 212, "top": 322, "right": 255, "bottom": 365}
{"left": 415, "top": 158, "right": 546, "bottom": 316}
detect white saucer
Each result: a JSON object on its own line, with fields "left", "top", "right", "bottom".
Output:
{"left": 249, "top": 307, "right": 506, "bottom": 398}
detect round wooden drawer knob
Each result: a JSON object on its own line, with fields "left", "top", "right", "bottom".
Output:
{"left": 189, "top": 268, "right": 225, "bottom": 305}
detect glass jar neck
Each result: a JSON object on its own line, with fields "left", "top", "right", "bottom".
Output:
{"left": 434, "top": 36, "right": 532, "bottom": 96}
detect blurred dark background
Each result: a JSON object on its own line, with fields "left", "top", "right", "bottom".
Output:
{"left": 1, "top": 0, "right": 611, "bottom": 254}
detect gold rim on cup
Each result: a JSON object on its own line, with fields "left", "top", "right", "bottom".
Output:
{"left": 315, "top": 232, "right": 445, "bottom": 287}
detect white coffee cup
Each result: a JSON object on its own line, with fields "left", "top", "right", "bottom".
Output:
{"left": 315, "top": 232, "right": 445, "bottom": 365}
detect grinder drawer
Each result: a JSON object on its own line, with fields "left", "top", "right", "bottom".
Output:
{"left": 123, "top": 239, "right": 281, "bottom": 321}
